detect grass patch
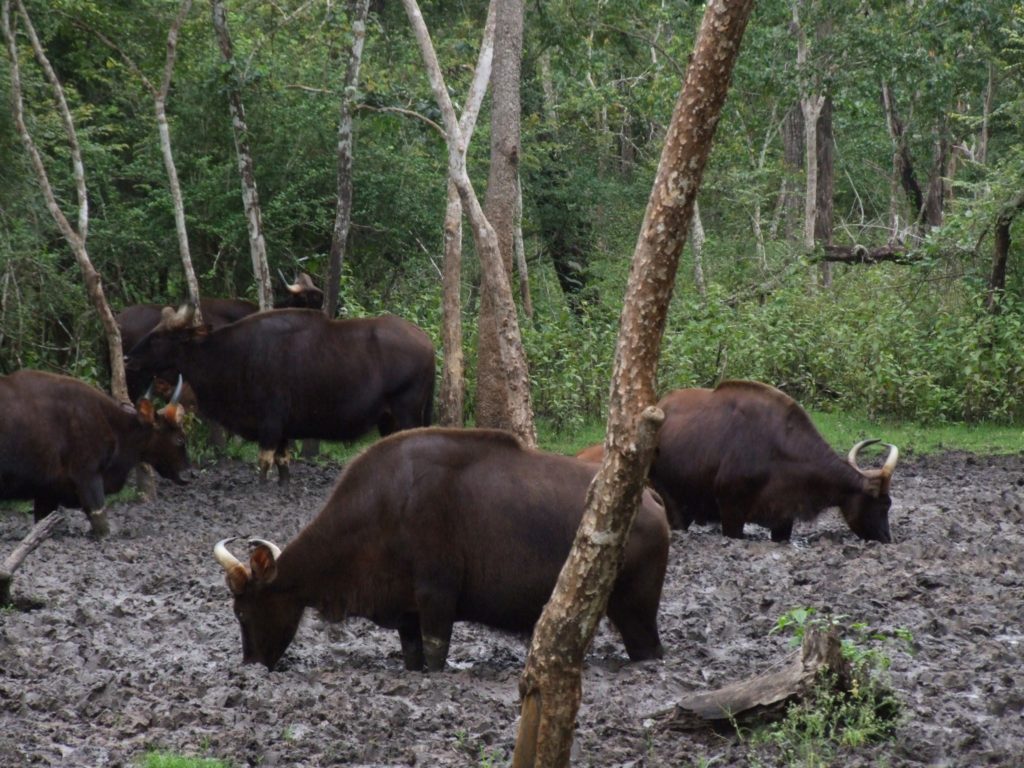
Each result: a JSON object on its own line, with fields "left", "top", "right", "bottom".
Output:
{"left": 138, "top": 751, "right": 229, "bottom": 768}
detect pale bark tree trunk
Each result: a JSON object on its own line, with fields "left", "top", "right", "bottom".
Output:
{"left": 977, "top": 64, "right": 995, "bottom": 168}
{"left": 2, "top": 0, "right": 128, "bottom": 406}
{"left": 691, "top": 199, "right": 707, "bottom": 301}
{"left": 793, "top": 1, "right": 824, "bottom": 285}
{"left": 815, "top": 96, "right": 834, "bottom": 287}
{"left": 512, "top": 1, "right": 754, "bottom": 764}
{"left": 211, "top": 0, "right": 273, "bottom": 310}
{"left": 324, "top": 0, "right": 370, "bottom": 319}
{"left": 438, "top": 1, "right": 496, "bottom": 428}
{"left": 476, "top": 0, "right": 524, "bottom": 432}
{"left": 513, "top": 170, "right": 532, "bottom": 319}
{"left": 402, "top": 0, "right": 536, "bottom": 447}
{"left": 89, "top": 0, "right": 203, "bottom": 325}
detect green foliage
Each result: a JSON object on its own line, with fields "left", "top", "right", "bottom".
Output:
{"left": 749, "top": 608, "right": 911, "bottom": 766}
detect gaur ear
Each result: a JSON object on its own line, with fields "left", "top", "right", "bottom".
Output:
{"left": 192, "top": 323, "right": 213, "bottom": 339}
{"left": 160, "top": 403, "right": 185, "bottom": 427}
{"left": 225, "top": 566, "right": 249, "bottom": 596}
{"left": 249, "top": 540, "right": 280, "bottom": 584}
{"left": 137, "top": 398, "right": 156, "bottom": 425}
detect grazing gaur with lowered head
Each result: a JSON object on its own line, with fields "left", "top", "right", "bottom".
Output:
{"left": 126, "top": 305, "right": 435, "bottom": 484}
{"left": 214, "top": 428, "right": 669, "bottom": 672}
{"left": 649, "top": 381, "right": 899, "bottom": 542}
{"left": 0, "top": 370, "right": 189, "bottom": 535}
{"left": 116, "top": 274, "right": 324, "bottom": 402}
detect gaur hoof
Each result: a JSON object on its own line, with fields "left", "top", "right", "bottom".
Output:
{"left": 88, "top": 510, "right": 110, "bottom": 538}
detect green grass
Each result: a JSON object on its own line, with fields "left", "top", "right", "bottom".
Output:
{"left": 138, "top": 751, "right": 229, "bottom": 768}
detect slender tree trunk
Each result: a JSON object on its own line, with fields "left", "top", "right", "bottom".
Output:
{"left": 437, "top": 1, "right": 496, "bottom": 427}
{"left": 881, "top": 81, "right": 924, "bottom": 236}
{"left": 3, "top": 0, "right": 128, "bottom": 404}
{"left": 513, "top": 170, "right": 532, "bottom": 319}
{"left": 476, "top": 0, "right": 524, "bottom": 431}
{"left": 922, "top": 121, "right": 948, "bottom": 228}
{"left": 815, "top": 96, "right": 834, "bottom": 286}
{"left": 325, "top": 0, "right": 370, "bottom": 319}
{"left": 801, "top": 93, "right": 824, "bottom": 276}
{"left": 211, "top": 0, "right": 273, "bottom": 310}
{"left": 977, "top": 63, "right": 995, "bottom": 168}
{"left": 512, "top": 2, "right": 754, "bottom": 764}
{"left": 986, "top": 189, "right": 1024, "bottom": 313}
{"left": 402, "top": 0, "right": 535, "bottom": 447}
{"left": 691, "top": 199, "right": 707, "bottom": 301}
{"left": 773, "top": 102, "right": 803, "bottom": 242}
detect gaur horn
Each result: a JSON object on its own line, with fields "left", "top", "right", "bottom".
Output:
{"left": 879, "top": 443, "right": 899, "bottom": 480}
{"left": 248, "top": 538, "right": 282, "bottom": 561}
{"left": 847, "top": 438, "right": 880, "bottom": 469}
{"left": 142, "top": 379, "right": 156, "bottom": 402}
{"left": 168, "top": 374, "right": 184, "bottom": 406}
{"left": 279, "top": 268, "right": 302, "bottom": 294}
{"left": 214, "top": 537, "right": 243, "bottom": 572}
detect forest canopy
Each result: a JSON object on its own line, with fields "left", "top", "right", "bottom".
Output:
{"left": 2, "top": 0, "right": 1022, "bottom": 426}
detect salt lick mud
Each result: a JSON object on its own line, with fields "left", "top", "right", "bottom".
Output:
{"left": 1, "top": 452, "right": 1021, "bottom": 766}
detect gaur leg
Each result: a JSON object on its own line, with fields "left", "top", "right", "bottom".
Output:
{"left": 414, "top": 582, "right": 456, "bottom": 672}
{"left": 274, "top": 441, "right": 291, "bottom": 486}
{"left": 718, "top": 502, "right": 746, "bottom": 539}
{"left": 76, "top": 475, "right": 109, "bottom": 537}
{"left": 257, "top": 448, "right": 275, "bottom": 483}
{"left": 397, "top": 614, "right": 425, "bottom": 672}
{"left": 607, "top": 550, "right": 666, "bottom": 661}
{"left": 770, "top": 520, "right": 794, "bottom": 542}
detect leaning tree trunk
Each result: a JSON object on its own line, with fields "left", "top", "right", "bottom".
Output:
{"left": 881, "top": 81, "right": 924, "bottom": 239}
{"left": 3, "top": 0, "right": 128, "bottom": 404}
{"left": 475, "top": 0, "right": 525, "bottom": 432}
{"left": 403, "top": 0, "right": 535, "bottom": 447}
{"left": 324, "top": 0, "right": 370, "bottom": 319}
{"left": 437, "top": 0, "right": 495, "bottom": 427}
{"left": 512, "top": 2, "right": 755, "bottom": 765}
{"left": 211, "top": 0, "right": 273, "bottom": 310}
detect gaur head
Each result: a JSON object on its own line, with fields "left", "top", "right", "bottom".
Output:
{"left": 279, "top": 271, "right": 324, "bottom": 310}
{"left": 124, "top": 305, "right": 210, "bottom": 375}
{"left": 214, "top": 537, "right": 303, "bottom": 671}
{"left": 137, "top": 375, "right": 190, "bottom": 485}
{"left": 841, "top": 440, "right": 899, "bottom": 543}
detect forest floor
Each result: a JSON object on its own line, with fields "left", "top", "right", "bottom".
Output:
{"left": 1, "top": 450, "right": 1022, "bottom": 767}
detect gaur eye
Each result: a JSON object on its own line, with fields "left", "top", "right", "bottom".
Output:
{"left": 175, "top": 436, "right": 185, "bottom": 447}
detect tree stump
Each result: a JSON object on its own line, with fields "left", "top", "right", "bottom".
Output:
{"left": 0, "top": 511, "right": 63, "bottom": 607}
{"left": 661, "top": 628, "right": 851, "bottom": 731}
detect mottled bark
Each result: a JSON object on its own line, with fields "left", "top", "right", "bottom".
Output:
{"left": 211, "top": 0, "right": 273, "bottom": 310}
{"left": 437, "top": 0, "right": 495, "bottom": 427}
{"left": 402, "top": 0, "right": 535, "bottom": 447}
{"left": 512, "top": 1, "right": 755, "bottom": 765}
{"left": 513, "top": 171, "right": 532, "bottom": 319}
{"left": 691, "top": 199, "right": 707, "bottom": 300}
{"left": 3, "top": 1, "right": 128, "bottom": 403}
{"left": 325, "top": 0, "right": 370, "bottom": 319}
{"left": 476, "top": 0, "right": 524, "bottom": 431}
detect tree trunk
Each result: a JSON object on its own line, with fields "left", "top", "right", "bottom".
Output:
{"left": 801, "top": 93, "right": 824, "bottom": 279}
{"left": 3, "top": 0, "right": 128, "bottom": 403}
{"left": 815, "top": 96, "right": 834, "bottom": 286}
{"left": 513, "top": 171, "right": 533, "bottom": 319}
{"left": 211, "top": 0, "right": 273, "bottom": 310}
{"left": 512, "top": 1, "right": 754, "bottom": 764}
{"left": 986, "top": 188, "right": 1024, "bottom": 313}
{"left": 437, "top": 0, "right": 495, "bottom": 428}
{"left": 324, "top": 0, "right": 370, "bottom": 319}
{"left": 773, "top": 102, "right": 803, "bottom": 241}
{"left": 476, "top": 0, "right": 524, "bottom": 432}
{"left": 691, "top": 199, "right": 707, "bottom": 301}
{"left": 881, "top": 81, "right": 924, "bottom": 236}
{"left": 922, "top": 121, "right": 949, "bottom": 228}
{"left": 402, "top": 0, "right": 535, "bottom": 447}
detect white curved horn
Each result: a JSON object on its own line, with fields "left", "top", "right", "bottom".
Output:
{"left": 848, "top": 438, "right": 880, "bottom": 469}
{"left": 880, "top": 443, "right": 899, "bottom": 479}
{"left": 248, "top": 538, "right": 282, "bottom": 561}
{"left": 214, "top": 537, "right": 243, "bottom": 572}
{"left": 169, "top": 374, "right": 184, "bottom": 406}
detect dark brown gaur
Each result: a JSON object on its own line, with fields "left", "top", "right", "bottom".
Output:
{"left": 0, "top": 370, "right": 190, "bottom": 535}
{"left": 213, "top": 428, "right": 669, "bottom": 672}
{"left": 646, "top": 381, "right": 901, "bottom": 542}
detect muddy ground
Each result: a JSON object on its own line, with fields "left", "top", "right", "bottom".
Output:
{"left": 1, "top": 450, "right": 1022, "bottom": 767}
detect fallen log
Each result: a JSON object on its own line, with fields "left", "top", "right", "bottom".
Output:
{"left": 660, "top": 628, "right": 851, "bottom": 731}
{"left": 0, "top": 510, "right": 63, "bottom": 606}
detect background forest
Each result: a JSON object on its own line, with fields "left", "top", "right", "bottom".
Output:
{"left": 2, "top": 0, "right": 1023, "bottom": 431}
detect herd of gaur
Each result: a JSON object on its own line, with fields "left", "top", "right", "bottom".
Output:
{"left": 0, "top": 276, "right": 901, "bottom": 672}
